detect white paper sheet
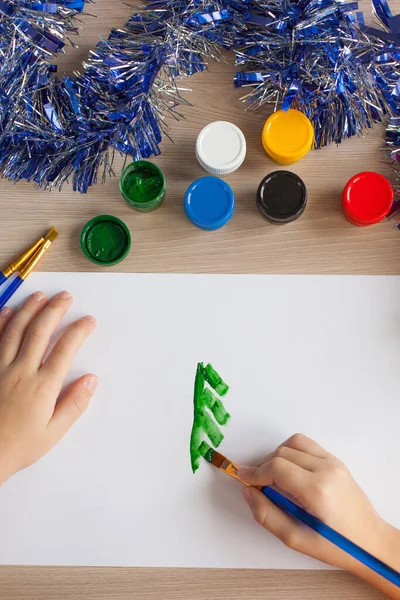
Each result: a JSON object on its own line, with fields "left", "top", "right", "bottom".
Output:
{"left": 0, "top": 273, "right": 399, "bottom": 569}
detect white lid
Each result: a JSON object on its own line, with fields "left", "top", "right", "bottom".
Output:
{"left": 196, "top": 121, "right": 247, "bottom": 175}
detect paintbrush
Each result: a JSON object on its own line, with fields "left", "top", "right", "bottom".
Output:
{"left": 0, "top": 227, "right": 57, "bottom": 287}
{"left": 0, "top": 228, "right": 58, "bottom": 311}
{"left": 204, "top": 449, "right": 400, "bottom": 587}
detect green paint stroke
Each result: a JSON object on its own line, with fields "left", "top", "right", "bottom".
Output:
{"left": 190, "top": 363, "right": 230, "bottom": 473}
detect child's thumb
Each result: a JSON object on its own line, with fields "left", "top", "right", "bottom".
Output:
{"left": 49, "top": 374, "right": 99, "bottom": 440}
{"left": 242, "top": 486, "right": 303, "bottom": 551}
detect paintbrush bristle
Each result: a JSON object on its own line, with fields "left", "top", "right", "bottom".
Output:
{"left": 205, "top": 448, "right": 226, "bottom": 469}
{"left": 44, "top": 226, "right": 57, "bottom": 241}
{"left": 204, "top": 450, "right": 247, "bottom": 485}
{"left": 46, "top": 229, "right": 58, "bottom": 243}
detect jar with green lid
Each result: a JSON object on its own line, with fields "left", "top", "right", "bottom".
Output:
{"left": 120, "top": 160, "right": 166, "bottom": 213}
{"left": 80, "top": 215, "right": 131, "bottom": 266}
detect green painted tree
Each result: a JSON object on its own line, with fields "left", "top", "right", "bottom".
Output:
{"left": 190, "top": 363, "right": 230, "bottom": 472}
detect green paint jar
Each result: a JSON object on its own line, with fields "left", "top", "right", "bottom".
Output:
{"left": 120, "top": 160, "right": 166, "bottom": 213}
{"left": 80, "top": 215, "right": 131, "bottom": 266}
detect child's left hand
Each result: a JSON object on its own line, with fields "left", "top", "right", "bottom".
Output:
{"left": 0, "top": 291, "right": 98, "bottom": 486}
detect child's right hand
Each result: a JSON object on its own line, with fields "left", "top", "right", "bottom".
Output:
{"left": 238, "top": 434, "right": 400, "bottom": 598}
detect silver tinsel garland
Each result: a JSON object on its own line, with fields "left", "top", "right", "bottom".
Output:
{"left": 0, "top": 0, "right": 399, "bottom": 192}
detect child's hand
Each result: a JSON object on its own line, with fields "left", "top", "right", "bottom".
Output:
{"left": 0, "top": 291, "right": 97, "bottom": 486}
{"left": 238, "top": 434, "right": 400, "bottom": 596}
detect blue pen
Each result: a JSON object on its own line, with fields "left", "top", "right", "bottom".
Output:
{"left": 0, "top": 229, "right": 58, "bottom": 311}
{"left": 205, "top": 449, "right": 400, "bottom": 588}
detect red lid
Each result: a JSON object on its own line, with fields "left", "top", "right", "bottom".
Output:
{"left": 342, "top": 172, "right": 393, "bottom": 226}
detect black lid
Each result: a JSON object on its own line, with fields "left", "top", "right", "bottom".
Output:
{"left": 256, "top": 170, "right": 307, "bottom": 224}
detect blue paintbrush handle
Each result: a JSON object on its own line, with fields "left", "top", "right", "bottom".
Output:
{"left": 261, "top": 486, "right": 400, "bottom": 587}
{"left": 0, "top": 272, "right": 7, "bottom": 288}
{"left": 0, "top": 276, "right": 23, "bottom": 311}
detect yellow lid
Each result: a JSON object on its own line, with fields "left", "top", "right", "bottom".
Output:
{"left": 262, "top": 109, "right": 314, "bottom": 165}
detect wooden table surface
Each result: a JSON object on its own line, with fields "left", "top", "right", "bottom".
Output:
{"left": 0, "top": 0, "right": 398, "bottom": 598}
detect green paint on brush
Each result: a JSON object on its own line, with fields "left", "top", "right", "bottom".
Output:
{"left": 190, "top": 363, "right": 230, "bottom": 473}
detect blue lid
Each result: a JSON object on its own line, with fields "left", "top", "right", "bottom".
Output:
{"left": 184, "top": 176, "right": 235, "bottom": 231}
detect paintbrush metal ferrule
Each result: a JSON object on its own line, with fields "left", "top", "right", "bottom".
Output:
{"left": 1, "top": 227, "right": 57, "bottom": 279}
{"left": 2, "top": 237, "right": 45, "bottom": 278}
{"left": 19, "top": 229, "right": 58, "bottom": 280}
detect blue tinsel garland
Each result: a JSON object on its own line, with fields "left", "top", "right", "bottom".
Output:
{"left": 0, "top": 0, "right": 399, "bottom": 192}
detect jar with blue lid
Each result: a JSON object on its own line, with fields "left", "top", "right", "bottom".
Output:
{"left": 184, "top": 176, "right": 235, "bottom": 231}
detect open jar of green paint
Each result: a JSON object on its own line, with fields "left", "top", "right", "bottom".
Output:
{"left": 120, "top": 160, "right": 166, "bottom": 213}
{"left": 80, "top": 215, "right": 131, "bottom": 266}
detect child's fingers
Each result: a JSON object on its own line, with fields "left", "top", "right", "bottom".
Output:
{"left": 238, "top": 458, "right": 312, "bottom": 509}
{"left": 242, "top": 487, "right": 305, "bottom": 551}
{"left": 256, "top": 452, "right": 273, "bottom": 466}
{"left": 272, "top": 446, "right": 319, "bottom": 472}
{"left": 0, "top": 307, "right": 14, "bottom": 339}
{"left": 48, "top": 375, "right": 99, "bottom": 439}
{"left": 256, "top": 434, "right": 329, "bottom": 467}
{"left": 242, "top": 486, "right": 346, "bottom": 569}
{"left": 18, "top": 291, "right": 73, "bottom": 369}
{"left": 40, "top": 316, "right": 97, "bottom": 387}
{"left": 281, "top": 433, "right": 330, "bottom": 458}
{"left": 0, "top": 292, "right": 48, "bottom": 367}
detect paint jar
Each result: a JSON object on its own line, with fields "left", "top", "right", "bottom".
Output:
{"left": 196, "top": 121, "right": 246, "bottom": 175}
{"left": 256, "top": 170, "right": 307, "bottom": 224}
{"left": 184, "top": 176, "right": 235, "bottom": 230}
{"left": 342, "top": 172, "right": 393, "bottom": 226}
{"left": 262, "top": 109, "right": 314, "bottom": 165}
{"left": 80, "top": 215, "right": 131, "bottom": 266}
{"left": 120, "top": 160, "right": 166, "bottom": 213}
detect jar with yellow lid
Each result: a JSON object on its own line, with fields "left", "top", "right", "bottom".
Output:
{"left": 262, "top": 109, "right": 314, "bottom": 165}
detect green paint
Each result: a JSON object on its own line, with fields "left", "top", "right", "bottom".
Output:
{"left": 120, "top": 160, "right": 166, "bottom": 213}
{"left": 202, "top": 388, "right": 230, "bottom": 426}
{"left": 203, "top": 363, "right": 229, "bottom": 396}
{"left": 80, "top": 215, "right": 131, "bottom": 266}
{"left": 199, "top": 442, "right": 214, "bottom": 463}
{"left": 190, "top": 363, "right": 230, "bottom": 473}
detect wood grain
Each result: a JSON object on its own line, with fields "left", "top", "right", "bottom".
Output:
{"left": 0, "top": 568, "right": 387, "bottom": 600}
{"left": 1, "top": 2, "right": 400, "bottom": 275}
{"left": 0, "top": 0, "right": 396, "bottom": 597}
